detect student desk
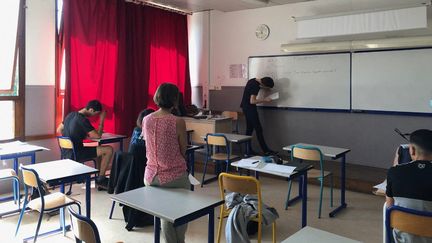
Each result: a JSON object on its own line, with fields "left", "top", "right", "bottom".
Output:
{"left": 202, "top": 133, "right": 253, "bottom": 156}
{"left": 283, "top": 143, "right": 350, "bottom": 218}
{"left": 184, "top": 117, "right": 232, "bottom": 144}
{"left": 23, "top": 159, "right": 98, "bottom": 218}
{"left": 231, "top": 157, "right": 313, "bottom": 228}
{"left": 186, "top": 129, "right": 194, "bottom": 144}
{"left": 0, "top": 142, "right": 47, "bottom": 217}
{"left": 111, "top": 187, "right": 224, "bottom": 243}
{"left": 281, "top": 226, "right": 362, "bottom": 243}
{"left": 87, "top": 133, "right": 128, "bottom": 151}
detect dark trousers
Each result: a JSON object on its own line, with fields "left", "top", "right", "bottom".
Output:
{"left": 243, "top": 108, "right": 271, "bottom": 153}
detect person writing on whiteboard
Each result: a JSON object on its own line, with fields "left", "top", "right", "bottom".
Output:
{"left": 240, "top": 77, "right": 275, "bottom": 155}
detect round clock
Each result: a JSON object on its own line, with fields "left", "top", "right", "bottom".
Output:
{"left": 255, "top": 24, "right": 270, "bottom": 40}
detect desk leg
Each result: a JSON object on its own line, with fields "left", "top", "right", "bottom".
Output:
{"left": 246, "top": 141, "right": 251, "bottom": 157}
{"left": 154, "top": 217, "right": 161, "bottom": 243}
{"left": 329, "top": 155, "right": 347, "bottom": 217}
{"left": 85, "top": 176, "right": 91, "bottom": 218}
{"left": 60, "top": 184, "right": 66, "bottom": 234}
{"left": 208, "top": 209, "right": 215, "bottom": 243}
{"left": 31, "top": 152, "right": 36, "bottom": 164}
{"left": 190, "top": 151, "right": 195, "bottom": 191}
{"left": 13, "top": 158, "right": 19, "bottom": 203}
{"left": 120, "top": 140, "right": 124, "bottom": 152}
{"left": 301, "top": 172, "right": 307, "bottom": 228}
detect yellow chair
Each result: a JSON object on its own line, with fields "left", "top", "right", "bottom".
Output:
{"left": 15, "top": 167, "right": 81, "bottom": 243}
{"left": 217, "top": 173, "right": 276, "bottom": 243}
{"left": 201, "top": 134, "right": 239, "bottom": 187}
{"left": 222, "top": 111, "right": 239, "bottom": 134}
{"left": 385, "top": 205, "right": 432, "bottom": 243}
{"left": 68, "top": 206, "right": 102, "bottom": 243}
{"left": 285, "top": 145, "right": 333, "bottom": 218}
{"left": 57, "top": 136, "right": 98, "bottom": 194}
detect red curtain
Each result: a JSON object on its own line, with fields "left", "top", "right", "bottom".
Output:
{"left": 62, "top": 0, "right": 191, "bottom": 135}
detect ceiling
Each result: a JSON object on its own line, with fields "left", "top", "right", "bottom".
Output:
{"left": 137, "top": 0, "right": 315, "bottom": 13}
{"left": 136, "top": 0, "right": 431, "bottom": 14}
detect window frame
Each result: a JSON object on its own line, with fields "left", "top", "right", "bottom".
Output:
{"left": 0, "top": 0, "right": 26, "bottom": 142}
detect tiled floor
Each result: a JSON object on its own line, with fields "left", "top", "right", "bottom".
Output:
{"left": 0, "top": 173, "right": 384, "bottom": 243}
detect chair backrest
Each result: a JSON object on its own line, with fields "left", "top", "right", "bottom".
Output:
{"left": 219, "top": 172, "right": 260, "bottom": 195}
{"left": 21, "top": 167, "right": 40, "bottom": 188}
{"left": 291, "top": 145, "right": 324, "bottom": 176}
{"left": 68, "top": 206, "right": 102, "bottom": 243}
{"left": 57, "top": 136, "right": 77, "bottom": 160}
{"left": 222, "top": 111, "right": 238, "bottom": 121}
{"left": 57, "top": 136, "right": 74, "bottom": 149}
{"left": 386, "top": 205, "right": 432, "bottom": 242}
{"left": 206, "top": 133, "right": 228, "bottom": 147}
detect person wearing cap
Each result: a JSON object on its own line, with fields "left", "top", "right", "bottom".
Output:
{"left": 386, "top": 129, "right": 432, "bottom": 242}
{"left": 240, "top": 77, "right": 276, "bottom": 155}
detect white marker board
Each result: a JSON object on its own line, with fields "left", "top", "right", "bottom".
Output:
{"left": 248, "top": 53, "right": 351, "bottom": 110}
{"left": 352, "top": 49, "right": 432, "bottom": 113}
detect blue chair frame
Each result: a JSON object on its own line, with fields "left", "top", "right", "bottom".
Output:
{"left": 0, "top": 170, "right": 21, "bottom": 215}
{"left": 57, "top": 136, "right": 98, "bottom": 195}
{"left": 285, "top": 144, "right": 333, "bottom": 218}
{"left": 385, "top": 205, "right": 432, "bottom": 243}
{"left": 15, "top": 167, "right": 81, "bottom": 243}
{"left": 201, "top": 133, "right": 236, "bottom": 187}
{"left": 68, "top": 206, "right": 101, "bottom": 243}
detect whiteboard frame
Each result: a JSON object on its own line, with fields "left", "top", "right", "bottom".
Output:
{"left": 248, "top": 52, "right": 352, "bottom": 112}
{"left": 351, "top": 47, "right": 432, "bottom": 115}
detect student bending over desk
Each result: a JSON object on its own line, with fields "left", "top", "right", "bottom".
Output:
{"left": 57, "top": 100, "right": 113, "bottom": 188}
{"left": 142, "top": 83, "right": 191, "bottom": 243}
{"left": 386, "top": 129, "right": 432, "bottom": 243}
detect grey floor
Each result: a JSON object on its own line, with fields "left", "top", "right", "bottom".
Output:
{"left": 0, "top": 173, "right": 384, "bottom": 243}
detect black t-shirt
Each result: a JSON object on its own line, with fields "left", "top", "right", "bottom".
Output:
{"left": 386, "top": 160, "right": 432, "bottom": 201}
{"left": 240, "top": 78, "right": 260, "bottom": 111}
{"left": 62, "top": 111, "right": 95, "bottom": 150}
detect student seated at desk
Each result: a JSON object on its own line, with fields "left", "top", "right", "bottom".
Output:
{"left": 57, "top": 100, "right": 113, "bottom": 188}
{"left": 142, "top": 83, "right": 190, "bottom": 243}
{"left": 386, "top": 129, "right": 432, "bottom": 243}
{"left": 129, "top": 108, "right": 154, "bottom": 170}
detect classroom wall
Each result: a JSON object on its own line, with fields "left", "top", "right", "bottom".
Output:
{"left": 188, "top": 0, "right": 432, "bottom": 168}
{"left": 25, "top": 0, "right": 56, "bottom": 135}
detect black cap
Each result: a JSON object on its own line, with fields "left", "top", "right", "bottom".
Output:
{"left": 410, "top": 129, "right": 432, "bottom": 153}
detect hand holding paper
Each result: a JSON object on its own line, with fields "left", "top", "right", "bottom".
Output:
{"left": 267, "top": 92, "right": 279, "bottom": 101}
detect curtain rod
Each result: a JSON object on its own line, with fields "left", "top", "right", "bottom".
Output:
{"left": 124, "top": 0, "right": 193, "bottom": 15}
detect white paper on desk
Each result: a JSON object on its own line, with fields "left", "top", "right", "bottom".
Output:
{"left": 267, "top": 92, "right": 279, "bottom": 101}
{"left": 263, "top": 163, "right": 295, "bottom": 175}
{"left": 237, "top": 158, "right": 260, "bottom": 168}
{"left": 189, "top": 174, "right": 201, "bottom": 186}
{"left": 373, "top": 180, "right": 387, "bottom": 192}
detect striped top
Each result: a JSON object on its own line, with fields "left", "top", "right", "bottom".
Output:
{"left": 142, "top": 113, "right": 187, "bottom": 185}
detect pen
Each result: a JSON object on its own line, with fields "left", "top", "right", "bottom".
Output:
{"left": 252, "top": 161, "right": 259, "bottom": 164}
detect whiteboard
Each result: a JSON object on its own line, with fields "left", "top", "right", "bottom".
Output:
{"left": 352, "top": 49, "right": 432, "bottom": 113}
{"left": 248, "top": 53, "right": 351, "bottom": 110}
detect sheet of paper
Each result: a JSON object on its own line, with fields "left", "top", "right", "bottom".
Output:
{"left": 267, "top": 92, "right": 279, "bottom": 101}
{"left": 373, "top": 180, "right": 387, "bottom": 192}
{"left": 237, "top": 158, "right": 260, "bottom": 168}
{"left": 263, "top": 163, "right": 296, "bottom": 175}
{"left": 189, "top": 174, "right": 201, "bottom": 186}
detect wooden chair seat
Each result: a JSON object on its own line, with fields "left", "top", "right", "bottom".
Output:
{"left": 0, "top": 169, "right": 17, "bottom": 179}
{"left": 308, "top": 169, "right": 332, "bottom": 179}
{"left": 211, "top": 153, "right": 239, "bottom": 161}
{"left": 28, "top": 192, "right": 76, "bottom": 212}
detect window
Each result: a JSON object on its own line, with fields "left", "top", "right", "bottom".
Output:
{"left": 55, "top": 0, "right": 66, "bottom": 127}
{"left": 0, "top": 0, "right": 25, "bottom": 141}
